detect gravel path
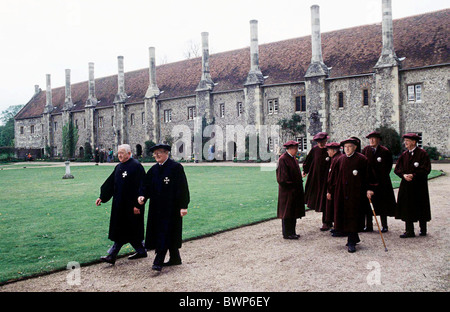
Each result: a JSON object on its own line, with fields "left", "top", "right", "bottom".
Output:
{"left": 1, "top": 164, "right": 449, "bottom": 292}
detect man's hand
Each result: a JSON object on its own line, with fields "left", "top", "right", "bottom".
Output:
{"left": 302, "top": 172, "right": 307, "bottom": 178}
{"left": 138, "top": 196, "right": 145, "bottom": 205}
{"left": 95, "top": 198, "right": 102, "bottom": 206}
{"left": 326, "top": 193, "right": 331, "bottom": 200}
{"left": 133, "top": 207, "right": 140, "bottom": 215}
{"left": 180, "top": 209, "right": 188, "bottom": 217}
{"left": 403, "top": 174, "right": 413, "bottom": 182}
{"left": 367, "top": 190, "right": 374, "bottom": 200}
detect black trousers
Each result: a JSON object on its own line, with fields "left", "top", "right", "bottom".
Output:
{"left": 405, "top": 220, "right": 427, "bottom": 234}
{"left": 347, "top": 232, "right": 360, "bottom": 246}
{"left": 154, "top": 247, "right": 181, "bottom": 266}
{"left": 366, "top": 214, "right": 388, "bottom": 228}
{"left": 282, "top": 218, "right": 297, "bottom": 237}
{"left": 108, "top": 240, "right": 146, "bottom": 257}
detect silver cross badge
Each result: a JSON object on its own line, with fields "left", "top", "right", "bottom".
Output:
{"left": 164, "top": 177, "right": 170, "bottom": 184}
{"left": 122, "top": 171, "right": 128, "bottom": 178}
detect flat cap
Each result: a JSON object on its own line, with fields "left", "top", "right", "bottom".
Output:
{"left": 313, "top": 132, "right": 329, "bottom": 141}
{"left": 325, "top": 142, "right": 340, "bottom": 149}
{"left": 340, "top": 138, "right": 359, "bottom": 147}
{"left": 402, "top": 133, "right": 421, "bottom": 141}
{"left": 366, "top": 131, "right": 382, "bottom": 139}
{"left": 149, "top": 143, "right": 171, "bottom": 153}
{"left": 283, "top": 140, "right": 299, "bottom": 148}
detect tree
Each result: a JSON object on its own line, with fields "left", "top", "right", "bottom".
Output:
{"left": 62, "top": 120, "right": 79, "bottom": 159}
{"left": 0, "top": 105, "right": 23, "bottom": 147}
{"left": 376, "top": 125, "right": 402, "bottom": 156}
{"left": 183, "top": 39, "right": 201, "bottom": 59}
{"left": 277, "top": 114, "right": 306, "bottom": 144}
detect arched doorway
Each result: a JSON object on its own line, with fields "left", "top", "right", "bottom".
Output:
{"left": 79, "top": 146, "right": 84, "bottom": 159}
{"left": 136, "top": 144, "right": 143, "bottom": 158}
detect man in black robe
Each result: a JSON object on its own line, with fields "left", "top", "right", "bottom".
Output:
{"left": 96, "top": 144, "right": 147, "bottom": 265}
{"left": 394, "top": 133, "right": 431, "bottom": 238}
{"left": 276, "top": 140, "right": 306, "bottom": 239}
{"left": 302, "top": 132, "right": 330, "bottom": 231}
{"left": 361, "top": 131, "right": 396, "bottom": 232}
{"left": 138, "top": 144, "right": 190, "bottom": 271}
{"left": 328, "top": 138, "right": 375, "bottom": 252}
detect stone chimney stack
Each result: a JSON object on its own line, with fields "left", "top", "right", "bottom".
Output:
{"left": 34, "top": 85, "right": 40, "bottom": 95}
{"left": 196, "top": 32, "right": 214, "bottom": 91}
{"left": 245, "top": 20, "right": 264, "bottom": 85}
{"left": 114, "top": 56, "right": 128, "bottom": 103}
{"left": 63, "top": 69, "right": 73, "bottom": 111}
{"left": 375, "top": 0, "right": 399, "bottom": 68}
{"left": 85, "top": 62, "right": 98, "bottom": 107}
{"left": 305, "top": 5, "right": 329, "bottom": 77}
{"left": 43, "top": 74, "right": 53, "bottom": 113}
{"left": 145, "top": 47, "right": 160, "bottom": 98}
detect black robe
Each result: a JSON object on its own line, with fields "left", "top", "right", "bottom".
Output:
{"left": 99, "top": 158, "right": 146, "bottom": 243}
{"left": 394, "top": 147, "right": 431, "bottom": 222}
{"left": 362, "top": 144, "right": 396, "bottom": 217}
{"left": 328, "top": 152, "right": 375, "bottom": 233}
{"left": 141, "top": 158, "right": 190, "bottom": 251}
{"left": 303, "top": 146, "right": 329, "bottom": 212}
{"left": 276, "top": 152, "right": 306, "bottom": 219}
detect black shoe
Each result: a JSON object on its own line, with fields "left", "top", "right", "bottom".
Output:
{"left": 332, "top": 231, "right": 346, "bottom": 237}
{"left": 381, "top": 227, "right": 388, "bottom": 233}
{"left": 400, "top": 232, "right": 415, "bottom": 238}
{"left": 163, "top": 259, "right": 182, "bottom": 266}
{"left": 363, "top": 227, "right": 373, "bottom": 232}
{"left": 347, "top": 244, "right": 356, "bottom": 253}
{"left": 283, "top": 234, "right": 299, "bottom": 240}
{"left": 419, "top": 231, "right": 427, "bottom": 236}
{"left": 100, "top": 255, "right": 116, "bottom": 265}
{"left": 128, "top": 252, "right": 147, "bottom": 260}
{"left": 152, "top": 264, "right": 162, "bottom": 271}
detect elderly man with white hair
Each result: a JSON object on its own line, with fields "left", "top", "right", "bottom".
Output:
{"left": 95, "top": 144, "right": 147, "bottom": 264}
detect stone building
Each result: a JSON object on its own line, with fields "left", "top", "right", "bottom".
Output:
{"left": 14, "top": 1, "right": 450, "bottom": 160}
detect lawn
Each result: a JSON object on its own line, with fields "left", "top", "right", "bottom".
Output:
{"left": 0, "top": 163, "right": 443, "bottom": 284}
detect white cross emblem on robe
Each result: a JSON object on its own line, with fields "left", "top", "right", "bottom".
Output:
{"left": 122, "top": 171, "right": 128, "bottom": 178}
{"left": 164, "top": 177, "right": 170, "bottom": 184}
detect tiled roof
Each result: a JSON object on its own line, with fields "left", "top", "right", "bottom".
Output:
{"left": 15, "top": 9, "right": 449, "bottom": 120}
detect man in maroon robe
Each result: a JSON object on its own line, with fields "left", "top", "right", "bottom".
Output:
{"left": 394, "top": 133, "right": 431, "bottom": 238}
{"left": 302, "top": 132, "right": 330, "bottom": 231}
{"left": 276, "top": 140, "right": 306, "bottom": 239}
{"left": 324, "top": 142, "right": 342, "bottom": 233}
{"left": 362, "top": 131, "right": 396, "bottom": 232}
{"left": 328, "top": 138, "right": 375, "bottom": 252}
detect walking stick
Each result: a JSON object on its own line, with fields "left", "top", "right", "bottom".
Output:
{"left": 369, "top": 198, "right": 388, "bottom": 252}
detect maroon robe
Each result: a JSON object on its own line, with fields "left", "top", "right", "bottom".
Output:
{"left": 328, "top": 152, "right": 374, "bottom": 233}
{"left": 324, "top": 151, "right": 342, "bottom": 224}
{"left": 303, "top": 146, "right": 329, "bottom": 212}
{"left": 276, "top": 152, "right": 306, "bottom": 219}
{"left": 394, "top": 147, "right": 431, "bottom": 222}
{"left": 362, "top": 144, "right": 396, "bottom": 217}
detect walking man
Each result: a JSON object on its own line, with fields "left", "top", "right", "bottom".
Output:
{"left": 276, "top": 140, "right": 306, "bottom": 239}
{"left": 328, "top": 138, "right": 375, "bottom": 252}
{"left": 302, "top": 132, "right": 330, "bottom": 231}
{"left": 394, "top": 133, "right": 431, "bottom": 238}
{"left": 96, "top": 144, "right": 147, "bottom": 264}
{"left": 138, "top": 143, "right": 190, "bottom": 271}
{"left": 361, "top": 131, "right": 396, "bottom": 232}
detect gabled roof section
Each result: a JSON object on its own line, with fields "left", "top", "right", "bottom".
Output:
{"left": 15, "top": 9, "right": 449, "bottom": 120}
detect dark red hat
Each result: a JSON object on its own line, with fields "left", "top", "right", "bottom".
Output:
{"left": 325, "top": 142, "right": 340, "bottom": 149}
{"left": 340, "top": 138, "right": 359, "bottom": 147}
{"left": 313, "top": 132, "right": 329, "bottom": 141}
{"left": 283, "top": 140, "right": 299, "bottom": 148}
{"left": 402, "top": 133, "right": 420, "bottom": 141}
{"left": 366, "top": 131, "right": 382, "bottom": 139}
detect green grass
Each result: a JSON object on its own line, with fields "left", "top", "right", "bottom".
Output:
{"left": 0, "top": 164, "right": 443, "bottom": 284}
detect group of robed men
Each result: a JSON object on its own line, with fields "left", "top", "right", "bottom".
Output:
{"left": 276, "top": 131, "right": 432, "bottom": 252}
{"left": 96, "top": 143, "right": 190, "bottom": 271}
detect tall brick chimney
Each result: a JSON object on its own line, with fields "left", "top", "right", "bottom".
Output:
{"left": 196, "top": 32, "right": 214, "bottom": 91}
{"left": 43, "top": 74, "right": 53, "bottom": 113}
{"left": 63, "top": 69, "right": 73, "bottom": 111}
{"left": 305, "top": 5, "right": 329, "bottom": 77}
{"left": 114, "top": 56, "right": 128, "bottom": 103}
{"left": 85, "top": 62, "right": 98, "bottom": 107}
{"left": 145, "top": 47, "right": 160, "bottom": 98}
{"left": 245, "top": 20, "right": 264, "bottom": 85}
{"left": 375, "top": 0, "right": 399, "bottom": 68}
